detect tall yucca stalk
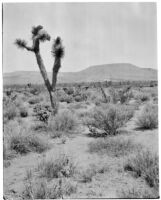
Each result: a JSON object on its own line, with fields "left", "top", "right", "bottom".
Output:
{"left": 15, "top": 25, "right": 65, "bottom": 114}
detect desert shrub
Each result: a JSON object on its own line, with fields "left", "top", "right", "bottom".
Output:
{"left": 118, "top": 186, "right": 158, "bottom": 198}
{"left": 23, "top": 177, "right": 77, "bottom": 199}
{"left": 68, "top": 102, "right": 87, "bottom": 110}
{"left": 79, "top": 167, "right": 97, "bottom": 183}
{"left": 108, "top": 87, "right": 119, "bottom": 103}
{"left": 74, "top": 95, "right": 82, "bottom": 102}
{"left": 3, "top": 103, "right": 18, "bottom": 121}
{"left": 124, "top": 150, "right": 159, "bottom": 190}
{"left": 48, "top": 110, "right": 78, "bottom": 132}
{"left": 37, "top": 154, "right": 76, "bottom": 179}
{"left": 57, "top": 90, "right": 73, "bottom": 103}
{"left": 89, "top": 137, "right": 141, "bottom": 157}
{"left": 3, "top": 143, "right": 16, "bottom": 160}
{"left": 33, "top": 103, "right": 53, "bottom": 123}
{"left": 19, "top": 106, "right": 28, "bottom": 117}
{"left": 64, "top": 87, "right": 75, "bottom": 95}
{"left": 135, "top": 92, "right": 149, "bottom": 102}
{"left": 86, "top": 104, "right": 134, "bottom": 137}
{"left": 49, "top": 130, "right": 63, "bottom": 138}
{"left": 29, "top": 88, "right": 40, "bottom": 95}
{"left": 28, "top": 97, "right": 42, "bottom": 104}
{"left": 136, "top": 103, "right": 158, "bottom": 129}
{"left": 10, "top": 134, "right": 49, "bottom": 154}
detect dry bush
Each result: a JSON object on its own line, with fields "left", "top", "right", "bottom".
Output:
{"left": 19, "top": 105, "right": 28, "bottom": 117}
{"left": 33, "top": 103, "right": 53, "bottom": 123}
{"left": 4, "top": 121, "right": 49, "bottom": 155}
{"left": 23, "top": 177, "right": 77, "bottom": 199}
{"left": 118, "top": 186, "right": 158, "bottom": 198}
{"left": 79, "top": 168, "right": 97, "bottom": 183}
{"left": 86, "top": 104, "right": 134, "bottom": 137}
{"left": 124, "top": 150, "right": 159, "bottom": 190}
{"left": 136, "top": 103, "right": 158, "bottom": 129}
{"left": 3, "top": 103, "right": 18, "bottom": 121}
{"left": 28, "top": 96, "right": 42, "bottom": 104}
{"left": 89, "top": 136, "right": 142, "bottom": 157}
{"left": 10, "top": 134, "right": 49, "bottom": 154}
{"left": 68, "top": 102, "right": 88, "bottom": 110}
{"left": 134, "top": 92, "right": 150, "bottom": 102}
{"left": 48, "top": 110, "right": 78, "bottom": 133}
{"left": 37, "top": 154, "right": 76, "bottom": 179}
{"left": 57, "top": 90, "right": 74, "bottom": 103}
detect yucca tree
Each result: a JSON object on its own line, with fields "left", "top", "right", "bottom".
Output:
{"left": 15, "top": 25, "right": 64, "bottom": 114}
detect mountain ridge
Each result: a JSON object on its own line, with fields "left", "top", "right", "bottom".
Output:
{"left": 3, "top": 63, "right": 157, "bottom": 85}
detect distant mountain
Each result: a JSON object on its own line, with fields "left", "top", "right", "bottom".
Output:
{"left": 3, "top": 63, "right": 157, "bottom": 85}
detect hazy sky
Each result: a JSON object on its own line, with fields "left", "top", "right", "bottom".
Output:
{"left": 3, "top": 2, "right": 157, "bottom": 73}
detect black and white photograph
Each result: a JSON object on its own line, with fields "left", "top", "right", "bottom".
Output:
{"left": 2, "top": 2, "right": 159, "bottom": 199}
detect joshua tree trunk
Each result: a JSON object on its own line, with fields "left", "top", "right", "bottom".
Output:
{"left": 35, "top": 52, "right": 52, "bottom": 92}
{"left": 35, "top": 52, "right": 57, "bottom": 112}
{"left": 15, "top": 26, "right": 64, "bottom": 114}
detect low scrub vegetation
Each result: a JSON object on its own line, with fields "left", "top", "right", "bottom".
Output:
{"left": 37, "top": 154, "right": 76, "bottom": 179}
{"left": 4, "top": 121, "right": 49, "bottom": 155}
{"left": 10, "top": 134, "right": 49, "bottom": 154}
{"left": 23, "top": 175, "right": 77, "bottom": 199}
{"left": 136, "top": 103, "right": 158, "bottom": 129}
{"left": 124, "top": 150, "right": 159, "bottom": 190}
{"left": 89, "top": 136, "right": 141, "bottom": 157}
{"left": 3, "top": 103, "right": 18, "bottom": 121}
{"left": 86, "top": 104, "right": 134, "bottom": 137}
{"left": 28, "top": 96, "right": 42, "bottom": 104}
{"left": 19, "top": 105, "right": 28, "bottom": 117}
{"left": 48, "top": 110, "right": 78, "bottom": 133}
{"left": 118, "top": 186, "right": 158, "bottom": 198}
{"left": 33, "top": 103, "right": 53, "bottom": 123}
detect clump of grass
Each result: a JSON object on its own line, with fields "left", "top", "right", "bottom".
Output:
{"left": 89, "top": 137, "right": 142, "bottom": 157}
{"left": 19, "top": 105, "right": 28, "bottom": 117}
{"left": 134, "top": 90, "right": 150, "bottom": 102}
{"left": 3, "top": 103, "right": 18, "bottom": 121}
{"left": 118, "top": 186, "right": 159, "bottom": 198}
{"left": 79, "top": 168, "right": 97, "bottom": 183}
{"left": 10, "top": 134, "right": 49, "bottom": 154}
{"left": 124, "top": 150, "right": 159, "bottom": 190}
{"left": 48, "top": 110, "right": 78, "bottom": 132}
{"left": 86, "top": 104, "right": 134, "bottom": 137}
{"left": 23, "top": 177, "right": 77, "bottom": 199}
{"left": 37, "top": 154, "right": 76, "bottom": 179}
{"left": 136, "top": 103, "right": 158, "bottom": 129}
{"left": 28, "top": 96, "right": 42, "bottom": 104}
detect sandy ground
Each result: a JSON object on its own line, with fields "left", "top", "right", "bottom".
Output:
{"left": 3, "top": 103, "right": 158, "bottom": 199}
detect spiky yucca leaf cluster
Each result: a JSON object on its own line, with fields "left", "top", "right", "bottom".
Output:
{"left": 52, "top": 37, "right": 65, "bottom": 58}
{"left": 31, "top": 25, "right": 51, "bottom": 42}
{"left": 31, "top": 25, "right": 43, "bottom": 38}
{"left": 38, "top": 30, "right": 51, "bottom": 42}
{"left": 15, "top": 39, "right": 27, "bottom": 49}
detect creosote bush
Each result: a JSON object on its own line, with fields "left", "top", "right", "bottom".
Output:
{"left": 28, "top": 96, "right": 42, "bottom": 104}
{"left": 48, "top": 110, "right": 78, "bottom": 132}
{"left": 124, "top": 150, "right": 159, "bottom": 190}
{"left": 136, "top": 103, "right": 158, "bottom": 129}
{"left": 10, "top": 134, "right": 49, "bottom": 154}
{"left": 37, "top": 154, "right": 76, "bottom": 179}
{"left": 89, "top": 137, "right": 142, "bottom": 157}
{"left": 23, "top": 177, "right": 77, "bottom": 199}
{"left": 118, "top": 186, "right": 159, "bottom": 199}
{"left": 19, "top": 106, "right": 28, "bottom": 117}
{"left": 3, "top": 103, "right": 18, "bottom": 121}
{"left": 86, "top": 104, "right": 134, "bottom": 137}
